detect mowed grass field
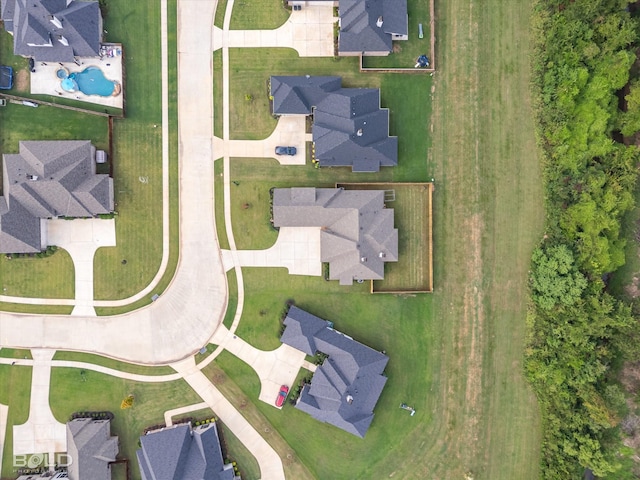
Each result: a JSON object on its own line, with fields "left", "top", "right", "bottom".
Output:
{"left": 421, "top": 0, "right": 543, "bottom": 477}
{"left": 214, "top": 0, "right": 544, "bottom": 478}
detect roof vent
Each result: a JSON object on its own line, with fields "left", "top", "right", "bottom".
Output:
{"left": 379, "top": 252, "right": 386, "bottom": 258}
{"left": 360, "top": 256, "right": 367, "bottom": 263}
{"left": 346, "top": 394, "right": 354, "bottom": 404}
{"left": 49, "top": 15, "right": 62, "bottom": 28}
{"left": 356, "top": 128, "right": 363, "bottom": 136}
{"left": 376, "top": 16, "right": 383, "bottom": 28}
{"left": 27, "top": 174, "right": 38, "bottom": 181}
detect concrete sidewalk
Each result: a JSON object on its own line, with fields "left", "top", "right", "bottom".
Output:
{"left": 0, "top": 403, "right": 7, "bottom": 475}
{"left": 221, "top": 227, "right": 322, "bottom": 275}
{"left": 13, "top": 350, "right": 66, "bottom": 456}
{"left": 172, "top": 358, "right": 286, "bottom": 480}
{"left": 163, "top": 402, "right": 208, "bottom": 427}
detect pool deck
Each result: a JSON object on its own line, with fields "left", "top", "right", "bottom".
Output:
{"left": 29, "top": 43, "right": 124, "bottom": 110}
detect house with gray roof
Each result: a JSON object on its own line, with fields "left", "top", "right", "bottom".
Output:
{"left": 281, "top": 306, "right": 389, "bottom": 437}
{"left": 270, "top": 75, "right": 397, "bottom": 172}
{"left": 0, "top": 140, "right": 114, "bottom": 253}
{"left": 286, "top": 0, "right": 407, "bottom": 55}
{"left": 272, "top": 187, "right": 397, "bottom": 285}
{"left": 0, "top": 0, "right": 103, "bottom": 62}
{"left": 66, "top": 418, "right": 118, "bottom": 480}
{"left": 136, "top": 422, "right": 240, "bottom": 480}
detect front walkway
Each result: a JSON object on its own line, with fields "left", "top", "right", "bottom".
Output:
{"left": 13, "top": 350, "right": 66, "bottom": 456}
{"left": 221, "top": 227, "right": 322, "bottom": 276}
{"left": 214, "top": 6, "right": 336, "bottom": 57}
{"left": 46, "top": 218, "right": 116, "bottom": 316}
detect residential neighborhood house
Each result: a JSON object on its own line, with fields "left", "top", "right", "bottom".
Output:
{"left": 281, "top": 306, "right": 389, "bottom": 437}
{"left": 270, "top": 75, "right": 397, "bottom": 172}
{"left": 66, "top": 417, "right": 119, "bottom": 480}
{"left": 285, "top": 0, "right": 408, "bottom": 56}
{"left": 272, "top": 187, "right": 398, "bottom": 285}
{"left": 0, "top": 0, "right": 103, "bottom": 62}
{"left": 0, "top": 140, "right": 114, "bottom": 253}
{"left": 136, "top": 422, "right": 240, "bottom": 480}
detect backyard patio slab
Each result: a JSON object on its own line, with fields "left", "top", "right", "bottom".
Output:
{"left": 30, "top": 45, "right": 124, "bottom": 109}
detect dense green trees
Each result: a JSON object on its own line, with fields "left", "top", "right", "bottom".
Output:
{"left": 529, "top": 0, "right": 640, "bottom": 477}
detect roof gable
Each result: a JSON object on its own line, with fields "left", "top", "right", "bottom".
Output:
{"left": 136, "top": 423, "right": 237, "bottom": 480}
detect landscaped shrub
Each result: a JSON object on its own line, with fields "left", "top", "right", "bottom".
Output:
{"left": 120, "top": 394, "right": 134, "bottom": 409}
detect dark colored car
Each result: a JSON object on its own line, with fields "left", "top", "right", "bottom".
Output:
{"left": 276, "top": 385, "right": 289, "bottom": 407}
{"left": 275, "top": 146, "right": 297, "bottom": 156}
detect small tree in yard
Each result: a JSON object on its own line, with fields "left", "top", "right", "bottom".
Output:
{"left": 120, "top": 394, "right": 135, "bottom": 409}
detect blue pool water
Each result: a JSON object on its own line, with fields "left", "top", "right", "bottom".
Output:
{"left": 62, "top": 67, "right": 116, "bottom": 96}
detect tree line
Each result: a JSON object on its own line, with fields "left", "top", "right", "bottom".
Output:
{"left": 529, "top": 0, "right": 640, "bottom": 478}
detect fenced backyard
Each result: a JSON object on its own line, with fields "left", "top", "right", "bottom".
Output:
{"left": 338, "top": 182, "right": 433, "bottom": 293}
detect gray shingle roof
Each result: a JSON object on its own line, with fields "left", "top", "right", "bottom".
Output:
{"left": 1, "top": 0, "right": 102, "bottom": 62}
{"left": 338, "top": 0, "right": 408, "bottom": 55}
{"left": 0, "top": 140, "right": 114, "bottom": 253}
{"left": 270, "top": 75, "right": 341, "bottom": 115}
{"left": 66, "top": 418, "right": 118, "bottom": 480}
{"left": 281, "top": 306, "right": 389, "bottom": 438}
{"left": 136, "top": 423, "right": 240, "bottom": 480}
{"left": 269, "top": 75, "right": 397, "bottom": 172}
{"left": 272, "top": 187, "right": 398, "bottom": 285}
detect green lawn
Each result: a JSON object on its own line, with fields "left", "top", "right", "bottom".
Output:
{"left": 223, "top": 269, "right": 239, "bottom": 329}
{"left": 0, "top": 249, "right": 74, "bottom": 299}
{"left": 51, "top": 351, "right": 176, "bottom": 376}
{"left": 93, "top": 0, "right": 179, "bottom": 303}
{"left": 49, "top": 368, "right": 203, "bottom": 480}
{"left": 229, "top": 0, "right": 290, "bottom": 30}
{"left": 0, "top": 365, "right": 32, "bottom": 479}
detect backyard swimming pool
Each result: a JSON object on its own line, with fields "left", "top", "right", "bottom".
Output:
{"left": 58, "top": 66, "right": 119, "bottom": 97}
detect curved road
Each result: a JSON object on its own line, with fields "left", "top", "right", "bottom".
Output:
{"left": 0, "top": 0, "right": 227, "bottom": 365}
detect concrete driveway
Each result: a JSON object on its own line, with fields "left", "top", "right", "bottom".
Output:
{"left": 221, "top": 227, "right": 322, "bottom": 275}
{"left": 13, "top": 350, "right": 66, "bottom": 456}
{"left": 214, "top": 6, "right": 336, "bottom": 57}
{"left": 214, "top": 116, "right": 309, "bottom": 164}
{"left": 46, "top": 218, "right": 116, "bottom": 316}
